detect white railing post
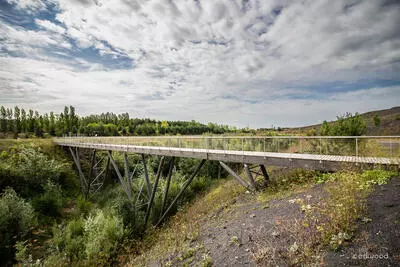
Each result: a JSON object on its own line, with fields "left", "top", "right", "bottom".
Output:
{"left": 319, "top": 137, "right": 322, "bottom": 155}
{"left": 390, "top": 139, "right": 393, "bottom": 158}
{"left": 356, "top": 137, "right": 358, "bottom": 158}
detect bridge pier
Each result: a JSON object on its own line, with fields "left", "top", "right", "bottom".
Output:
{"left": 108, "top": 151, "right": 132, "bottom": 199}
{"left": 259, "top": 164, "right": 270, "bottom": 186}
{"left": 69, "top": 147, "right": 109, "bottom": 198}
{"left": 145, "top": 156, "right": 165, "bottom": 227}
{"left": 219, "top": 161, "right": 255, "bottom": 191}
{"left": 161, "top": 157, "right": 175, "bottom": 215}
{"left": 244, "top": 164, "right": 256, "bottom": 188}
{"left": 155, "top": 159, "right": 206, "bottom": 227}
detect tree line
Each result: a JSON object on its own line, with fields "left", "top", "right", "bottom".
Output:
{"left": 0, "top": 105, "right": 234, "bottom": 137}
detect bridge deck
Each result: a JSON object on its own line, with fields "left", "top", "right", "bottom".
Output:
{"left": 55, "top": 141, "right": 399, "bottom": 171}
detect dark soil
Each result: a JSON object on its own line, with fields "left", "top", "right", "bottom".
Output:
{"left": 324, "top": 176, "right": 400, "bottom": 267}
{"left": 193, "top": 184, "right": 327, "bottom": 266}
{"left": 150, "top": 176, "right": 400, "bottom": 266}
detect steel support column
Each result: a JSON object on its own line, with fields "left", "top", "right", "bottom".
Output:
{"left": 244, "top": 164, "right": 256, "bottom": 189}
{"left": 108, "top": 151, "right": 132, "bottom": 199}
{"left": 156, "top": 159, "right": 206, "bottom": 227}
{"left": 219, "top": 161, "right": 253, "bottom": 190}
{"left": 145, "top": 156, "right": 165, "bottom": 227}
{"left": 69, "top": 147, "right": 87, "bottom": 197}
{"left": 123, "top": 152, "right": 133, "bottom": 194}
{"left": 87, "top": 149, "right": 97, "bottom": 196}
{"left": 161, "top": 157, "right": 175, "bottom": 215}
{"left": 141, "top": 154, "right": 152, "bottom": 197}
{"left": 259, "top": 164, "right": 270, "bottom": 185}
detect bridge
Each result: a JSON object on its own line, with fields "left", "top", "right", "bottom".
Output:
{"left": 54, "top": 136, "right": 399, "bottom": 227}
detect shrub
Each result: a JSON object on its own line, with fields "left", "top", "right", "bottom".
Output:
{"left": 84, "top": 209, "right": 124, "bottom": 261}
{"left": 52, "top": 218, "right": 86, "bottom": 262}
{"left": 373, "top": 115, "right": 381, "bottom": 127}
{"left": 32, "top": 180, "right": 63, "bottom": 219}
{"left": 319, "top": 113, "right": 366, "bottom": 136}
{"left": 0, "top": 145, "right": 71, "bottom": 197}
{"left": 0, "top": 188, "right": 37, "bottom": 264}
{"left": 114, "top": 198, "right": 146, "bottom": 238}
{"left": 76, "top": 195, "right": 92, "bottom": 216}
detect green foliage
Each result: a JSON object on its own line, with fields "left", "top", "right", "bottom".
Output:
{"left": 76, "top": 195, "right": 93, "bottom": 216}
{"left": 32, "top": 180, "right": 63, "bottom": 219}
{"left": 0, "top": 144, "right": 74, "bottom": 197}
{"left": 319, "top": 112, "right": 366, "bottom": 136}
{"left": 373, "top": 115, "right": 381, "bottom": 127}
{"left": 52, "top": 218, "right": 86, "bottom": 261}
{"left": 0, "top": 188, "right": 37, "bottom": 264}
{"left": 359, "top": 169, "right": 394, "bottom": 189}
{"left": 52, "top": 209, "right": 124, "bottom": 263}
{"left": 115, "top": 199, "right": 146, "bottom": 238}
{"left": 84, "top": 209, "right": 124, "bottom": 261}
{"left": 0, "top": 105, "right": 234, "bottom": 137}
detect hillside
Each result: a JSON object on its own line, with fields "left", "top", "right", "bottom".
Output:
{"left": 287, "top": 106, "right": 400, "bottom": 136}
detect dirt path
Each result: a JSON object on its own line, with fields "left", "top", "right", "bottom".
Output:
{"left": 324, "top": 176, "right": 400, "bottom": 266}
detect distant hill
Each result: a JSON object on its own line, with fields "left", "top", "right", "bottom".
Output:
{"left": 286, "top": 106, "right": 400, "bottom": 136}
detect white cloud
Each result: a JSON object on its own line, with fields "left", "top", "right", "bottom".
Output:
{"left": 35, "top": 19, "right": 66, "bottom": 35}
{"left": 6, "top": 0, "right": 46, "bottom": 13}
{"left": 0, "top": 0, "right": 400, "bottom": 127}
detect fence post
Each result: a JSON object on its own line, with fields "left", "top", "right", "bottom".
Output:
{"left": 390, "top": 139, "right": 393, "bottom": 158}
{"left": 319, "top": 137, "right": 322, "bottom": 155}
{"left": 300, "top": 137, "right": 302, "bottom": 153}
{"left": 264, "top": 138, "right": 266, "bottom": 152}
{"left": 356, "top": 137, "right": 358, "bottom": 158}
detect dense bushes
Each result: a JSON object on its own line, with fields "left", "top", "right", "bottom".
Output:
{"left": 0, "top": 188, "right": 37, "bottom": 263}
{"left": 0, "top": 141, "right": 228, "bottom": 265}
{"left": 51, "top": 210, "right": 124, "bottom": 264}
{"left": 32, "top": 181, "right": 63, "bottom": 219}
{"left": 0, "top": 144, "right": 76, "bottom": 197}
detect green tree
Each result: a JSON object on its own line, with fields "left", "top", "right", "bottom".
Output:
{"left": 64, "top": 106, "right": 70, "bottom": 134}
{"left": 320, "top": 121, "right": 331, "bottom": 136}
{"left": 14, "top": 106, "right": 21, "bottom": 133}
{"left": 373, "top": 115, "right": 381, "bottom": 127}
{"left": 0, "top": 106, "right": 6, "bottom": 133}
{"left": 49, "top": 112, "right": 55, "bottom": 135}
{"left": 6, "top": 108, "right": 13, "bottom": 132}
{"left": 27, "top": 109, "right": 34, "bottom": 133}
{"left": 20, "top": 108, "right": 26, "bottom": 133}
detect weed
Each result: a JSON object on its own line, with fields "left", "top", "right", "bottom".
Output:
{"left": 230, "top": 235, "right": 240, "bottom": 246}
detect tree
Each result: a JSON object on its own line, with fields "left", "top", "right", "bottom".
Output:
{"left": 0, "top": 106, "right": 6, "bottom": 133}
{"left": 49, "top": 112, "right": 55, "bottom": 135}
{"left": 63, "top": 106, "right": 69, "bottom": 134}
{"left": 27, "top": 109, "right": 34, "bottom": 133}
{"left": 373, "top": 115, "right": 381, "bottom": 127}
{"left": 69, "top": 106, "right": 78, "bottom": 134}
{"left": 320, "top": 121, "right": 330, "bottom": 136}
{"left": 321, "top": 113, "right": 366, "bottom": 136}
{"left": 20, "top": 108, "right": 26, "bottom": 133}
{"left": 14, "top": 106, "right": 20, "bottom": 133}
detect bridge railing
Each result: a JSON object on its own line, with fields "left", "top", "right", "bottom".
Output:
{"left": 53, "top": 136, "right": 400, "bottom": 159}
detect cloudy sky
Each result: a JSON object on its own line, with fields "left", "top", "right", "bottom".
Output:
{"left": 1, "top": 0, "right": 399, "bottom": 128}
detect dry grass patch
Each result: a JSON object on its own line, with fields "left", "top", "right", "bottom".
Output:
{"left": 251, "top": 169, "right": 396, "bottom": 266}
{"left": 128, "top": 178, "right": 243, "bottom": 266}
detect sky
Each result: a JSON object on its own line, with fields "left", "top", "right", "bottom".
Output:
{"left": 0, "top": 0, "right": 399, "bottom": 128}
